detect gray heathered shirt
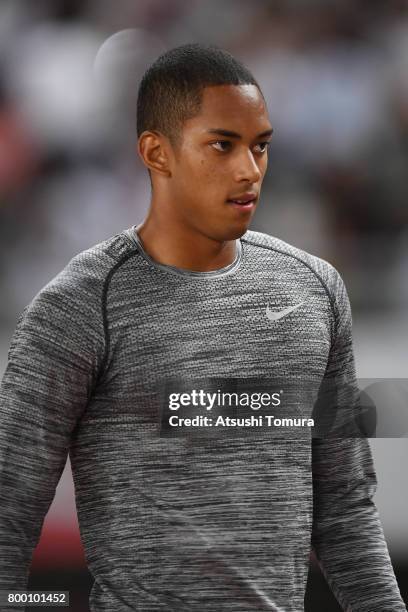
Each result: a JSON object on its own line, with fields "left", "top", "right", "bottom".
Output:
{"left": 0, "top": 227, "right": 406, "bottom": 612}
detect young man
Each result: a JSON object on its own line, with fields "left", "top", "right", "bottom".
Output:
{"left": 0, "top": 43, "right": 405, "bottom": 611}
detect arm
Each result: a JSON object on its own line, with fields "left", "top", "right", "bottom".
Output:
{"left": 311, "top": 267, "right": 406, "bottom": 612}
{"left": 0, "top": 256, "right": 105, "bottom": 603}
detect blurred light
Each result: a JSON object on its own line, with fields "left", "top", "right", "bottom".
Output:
{"left": 93, "top": 28, "right": 165, "bottom": 108}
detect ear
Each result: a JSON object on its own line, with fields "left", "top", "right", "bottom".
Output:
{"left": 138, "top": 131, "right": 172, "bottom": 177}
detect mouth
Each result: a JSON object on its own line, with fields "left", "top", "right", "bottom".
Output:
{"left": 226, "top": 193, "right": 258, "bottom": 211}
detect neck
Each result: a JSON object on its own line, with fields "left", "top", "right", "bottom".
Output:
{"left": 135, "top": 204, "right": 238, "bottom": 273}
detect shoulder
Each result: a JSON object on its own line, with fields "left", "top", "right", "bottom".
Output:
{"left": 16, "top": 231, "right": 135, "bottom": 339}
{"left": 31, "top": 230, "right": 133, "bottom": 306}
{"left": 241, "top": 228, "right": 347, "bottom": 303}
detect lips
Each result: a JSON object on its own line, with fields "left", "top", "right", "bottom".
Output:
{"left": 227, "top": 192, "right": 257, "bottom": 205}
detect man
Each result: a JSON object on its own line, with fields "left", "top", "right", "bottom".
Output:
{"left": 0, "top": 43, "right": 405, "bottom": 611}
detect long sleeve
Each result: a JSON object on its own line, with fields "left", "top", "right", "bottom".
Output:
{"left": 311, "top": 267, "right": 406, "bottom": 611}
{"left": 0, "top": 254, "right": 105, "bottom": 603}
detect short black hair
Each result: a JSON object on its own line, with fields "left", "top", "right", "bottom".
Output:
{"left": 136, "top": 43, "right": 263, "bottom": 148}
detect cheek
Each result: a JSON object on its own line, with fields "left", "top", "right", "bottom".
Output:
{"left": 181, "top": 152, "right": 226, "bottom": 188}
{"left": 182, "top": 145, "right": 229, "bottom": 183}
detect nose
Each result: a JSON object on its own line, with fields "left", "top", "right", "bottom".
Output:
{"left": 234, "top": 148, "right": 262, "bottom": 184}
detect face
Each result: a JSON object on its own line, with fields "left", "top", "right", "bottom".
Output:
{"left": 165, "top": 84, "right": 273, "bottom": 241}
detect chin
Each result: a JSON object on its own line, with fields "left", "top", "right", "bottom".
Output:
{"left": 213, "top": 224, "right": 251, "bottom": 242}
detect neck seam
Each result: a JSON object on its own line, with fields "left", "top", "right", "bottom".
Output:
{"left": 123, "top": 226, "right": 243, "bottom": 279}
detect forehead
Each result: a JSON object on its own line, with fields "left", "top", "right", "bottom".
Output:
{"left": 185, "top": 84, "right": 271, "bottom": 135}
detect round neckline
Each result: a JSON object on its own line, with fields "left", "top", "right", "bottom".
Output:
{"left": 123, "top": 225, "right": 243, "bottom": 279}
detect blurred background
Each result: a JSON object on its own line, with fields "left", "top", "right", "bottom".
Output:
{"left": 0, "top": 0, "right": 407, "bottom": 610}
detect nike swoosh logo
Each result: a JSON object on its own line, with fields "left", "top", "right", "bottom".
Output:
{"left": 266, "top": 301, "right": 305, "bottom": 322}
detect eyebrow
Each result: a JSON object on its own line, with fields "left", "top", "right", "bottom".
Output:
{"left": 206, "top": 128, "right": 274, "bottom": 139}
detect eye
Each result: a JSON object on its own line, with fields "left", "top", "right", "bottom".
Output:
{"left": 211, "top": 140, "right": 232, "bottom": 152}
{"left": 253, "top": 141, "right": 271, "bottom": 154}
